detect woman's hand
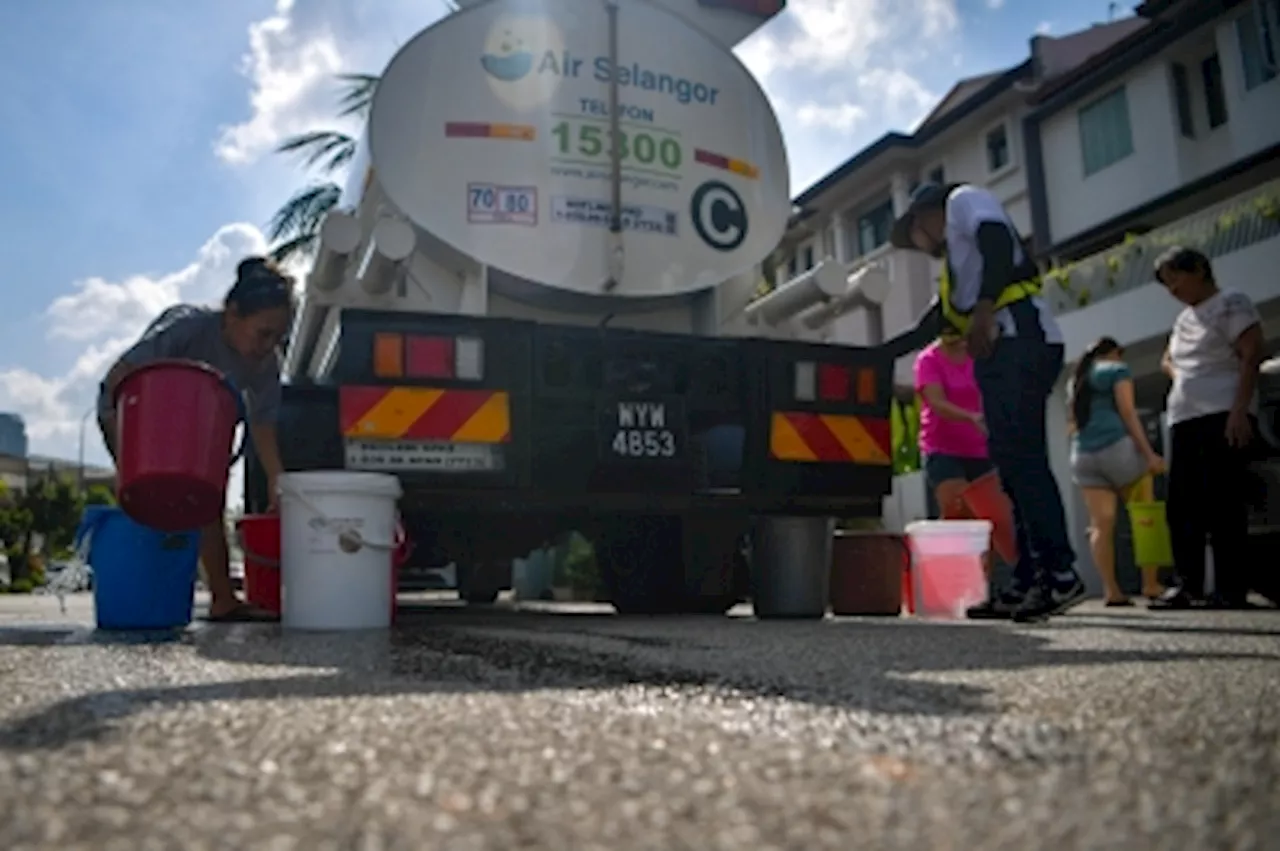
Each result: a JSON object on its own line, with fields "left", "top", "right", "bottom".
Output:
{"left": 1144, "top": 451, "right": 1167, "bottom": 476}
{"left": 968, "top": 410, "right": 988, "bottom": 437}
{"left": 266, "top": 474, "right": 280, "bottom": 512}
{"left": 1225, "top": 407, "right": 1254, "bottom": 448}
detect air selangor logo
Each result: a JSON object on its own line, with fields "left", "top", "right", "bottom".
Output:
{"left": 480, "top": 32, "right": 535, "bottom": 82}
{"left": 480, "top": 25, "right": 720, "bottom": 107}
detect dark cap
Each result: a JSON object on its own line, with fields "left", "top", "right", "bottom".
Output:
{"left": 889, "top": 182, "right": 950, "bottom": 251}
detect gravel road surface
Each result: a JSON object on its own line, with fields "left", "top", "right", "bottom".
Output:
{"left": 0, "top": 592, "right": 1277, "bottom": 851}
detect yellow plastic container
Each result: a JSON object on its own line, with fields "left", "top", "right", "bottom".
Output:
{"left": 1127, "top": 502, "right": 1175, "bottom": 567}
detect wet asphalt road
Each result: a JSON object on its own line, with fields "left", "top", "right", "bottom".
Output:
{"left": 0, "top": 592, "right": 1278, "bottom": 851}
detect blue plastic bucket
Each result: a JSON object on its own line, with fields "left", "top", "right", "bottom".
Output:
{"left": 76, "top": 506, "right": 201, "bottom": 630}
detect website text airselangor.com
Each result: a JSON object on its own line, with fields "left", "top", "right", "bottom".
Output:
{"left": 550, "top": 163, "right": 679, "bottom": 193}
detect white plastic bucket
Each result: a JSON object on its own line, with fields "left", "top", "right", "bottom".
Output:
{"left": 904, "top": 520, "right": 992, "bottom": 619}
{"left": 278, "top": 471, "right": 403, "bottom": 631}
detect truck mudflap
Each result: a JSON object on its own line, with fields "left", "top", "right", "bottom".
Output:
{"left": 740, "top": 338, "right": 894, "bottom": 514}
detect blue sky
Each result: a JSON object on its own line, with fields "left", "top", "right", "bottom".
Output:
{"left": 0, "top": 0, "right": 1121, "bottom": 467}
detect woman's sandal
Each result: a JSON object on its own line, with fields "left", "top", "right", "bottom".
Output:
{"left": 203, "top": 603, "right": 280, "bottom": 623}
{"left": 1104, "top": 598, "right": 1134, "bottom": 607}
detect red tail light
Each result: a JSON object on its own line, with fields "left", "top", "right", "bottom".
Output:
{"left": 407, "top": 336, "right": 455, "bottom": 379}
{"left": 817, "top": 363, "right": 850, "bottom": 402}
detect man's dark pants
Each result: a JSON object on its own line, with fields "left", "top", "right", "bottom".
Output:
{"left": 973, "top": 335, "right": 1076, "bottom": 590}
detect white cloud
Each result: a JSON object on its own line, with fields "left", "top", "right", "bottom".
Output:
{"left": 215, "top": 0, "right": 351, "bottom": 165}
{"left": 795, "top": 102, "right": 867, "bottom": 132}
{"left": 1036, "top": 21, "right": 1054, "bottom": 34}
{"left": 987, "top": 0, "right": 1005, "bottom": 8}
{"left": 0, "top": 224, "right": 267, "bottom": 453}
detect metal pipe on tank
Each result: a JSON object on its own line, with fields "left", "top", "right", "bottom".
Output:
{"left": 603, "top": 0, "right": 624, "bottom": 292}
{"left": 358, "top": 217, "right": 417, "bottom": 295}
{"left": 308, "top": 211, "right": 363, "bottom": 292}
{"left": 797, "top": 263, "right": 891, "bottom": 330}
{"left": 742, "top": 259, "right": 846, "bottom": 326}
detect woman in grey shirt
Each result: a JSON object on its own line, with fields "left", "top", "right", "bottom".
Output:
{"left": 98, "top": 257, "right": 294, "bottom": 622}
{"left": 1152, "top": 247, "right": 1263, "bottom": 610}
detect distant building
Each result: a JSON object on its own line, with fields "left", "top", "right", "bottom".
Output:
{"left": 0, "top": 454, "right": 115, "bottom": 494}
{"left": 0, "top": 413, "right": 28, "bottom": 459}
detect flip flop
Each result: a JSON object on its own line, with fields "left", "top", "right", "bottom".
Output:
{"left": 203, "top": 603, "right": 280, "bottom": 623}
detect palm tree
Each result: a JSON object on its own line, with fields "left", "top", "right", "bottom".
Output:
{"left": 267, "top": 73, "right": 379, "bottom": 262}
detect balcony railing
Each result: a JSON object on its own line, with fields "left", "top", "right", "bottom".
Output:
{"left": 1043, "top": 179, "right": 1280, "bottom": 314}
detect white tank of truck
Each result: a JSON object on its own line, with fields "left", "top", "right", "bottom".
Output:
{"left": 286, "top": 0, "right": 888, "bottom": 380}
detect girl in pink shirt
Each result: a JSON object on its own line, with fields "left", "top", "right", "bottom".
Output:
{"left": 914, "top": 329, "right": 992, "bottom": 519}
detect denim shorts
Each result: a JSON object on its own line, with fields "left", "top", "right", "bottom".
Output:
{"left": 1070, "top": 437, "right": 1147, "bottom": 490}
{"left": 924, "top": 453, "right": 995, "bottom": 488}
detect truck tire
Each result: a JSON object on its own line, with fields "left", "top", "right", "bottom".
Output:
{"left": 457, "top": 560, "right": 509, "bottom": 606}
{"left": 596, "top": 515, "right": 684, "bottom": 615}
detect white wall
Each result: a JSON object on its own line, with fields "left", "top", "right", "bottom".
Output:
{"left": 1041, "top": 63, "right": 1182, "bottom": 244}
{"left": 1055, "top": 237, "right": 1280, "bottom": 361}
{"left": 1042, "top": 13, "right": 1280, "bottom": 245}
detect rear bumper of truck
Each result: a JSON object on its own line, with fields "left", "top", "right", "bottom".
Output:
{"left": 255, "top": 310, "right": 896, "bottom": 520}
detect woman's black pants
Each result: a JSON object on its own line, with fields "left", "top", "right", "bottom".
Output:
{"left": 1166, "top": 411, "right": 1253, "bottom": 603}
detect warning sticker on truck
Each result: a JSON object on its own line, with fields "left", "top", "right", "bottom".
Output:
{"left": 467, "top": 183, "right": 538, "bottom": 226}
{"left": 550, "top": 196, "right": 678, "bottom": 236}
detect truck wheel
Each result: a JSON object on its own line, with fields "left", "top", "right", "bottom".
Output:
{"left": 596, "top": 516, "right": 683, "bottom": 615}
{"left": 457, "top": 560, "right": 508, "bottom": 606}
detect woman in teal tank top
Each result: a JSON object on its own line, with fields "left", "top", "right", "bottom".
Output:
{"left": 1068, "top": 338, "right": 1166, "bottom": 605}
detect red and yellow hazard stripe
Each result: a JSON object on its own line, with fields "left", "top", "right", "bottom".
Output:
{"left": 769, "top": 412, "right": 891, "bottom": 465}
{"left": 340, "top": 387, "right": 511, "bottom": 443}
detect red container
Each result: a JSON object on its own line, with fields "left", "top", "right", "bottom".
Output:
{"left": 115, "top": 360, "right": 243, "bottom": 531}
{"left": 959, "top": 471, "right": 1019, "bottom": 566}
{"left": 239, "top": 514, "right": 282, "bottom": 614}
{"left": 237, "top": 514, "right": 413, "bottom": 621}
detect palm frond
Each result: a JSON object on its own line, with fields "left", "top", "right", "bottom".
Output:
{"left": 266, "top": 182, "right": 343, "bottom": 248}
{"left": 274, "top": 130, "right": 357, "bottom": 174}
{"left": 334, "top": 73, "right": 380, "bottom": 120}
{"left": 270, "top": 234, "right": 321, "bottom": 264}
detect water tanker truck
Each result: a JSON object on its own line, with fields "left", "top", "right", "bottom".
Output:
{"left": 250, "top": 0, "right": 898, "bottom": 613}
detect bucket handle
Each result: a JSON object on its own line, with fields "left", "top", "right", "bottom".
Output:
{"left": 234, "top": 526, "right": 279, "bottom": 569}
{"left": 276, "top": 480, "right": 407, "bottom": 553}
{"left": 221, "top": 375, "right": 249, "bottom": 467}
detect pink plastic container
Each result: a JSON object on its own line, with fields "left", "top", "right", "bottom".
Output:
{"left": 905, "top": 520, "right": 992, "bottom": 619}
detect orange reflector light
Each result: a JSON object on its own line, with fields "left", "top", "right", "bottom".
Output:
{"left": 857, "top": 368, "right": 876, "bottom": 404}
{"left": 373, "top": 333, "right": 404, "bottom": 378}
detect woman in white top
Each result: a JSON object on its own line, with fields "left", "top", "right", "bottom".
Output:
{"left": 1152, "top": 247, "right": 1264, "bottom": 610}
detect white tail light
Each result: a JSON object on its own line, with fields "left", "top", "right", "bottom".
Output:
{"left": 794, "top": 361, "right": 816, "bottom": 402}
{"left": 455, "top": 337, "right": 484, "bottom": 381}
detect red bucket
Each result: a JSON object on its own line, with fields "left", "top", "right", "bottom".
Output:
{"left": 115, "top": 360, "right": 244, "bottom": 531}
{"left": 959, "top": 471, "right": 1019, "bottom": 566}
{"left": 238, "top": 514, "right": 282, "bottom": 614}
{"left": 237, "top": 514, "right": 413, "bottom": 622}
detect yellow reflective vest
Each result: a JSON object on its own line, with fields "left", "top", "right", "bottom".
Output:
{"left": 938, "top": 257, "right": 1042, "bottom": 333}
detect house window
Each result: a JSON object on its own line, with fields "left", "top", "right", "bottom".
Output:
{"left": 985, "top": 124, "right": 1010, "bottom": 173}
{"left": 1078, "top": 87, "right": 1134, "bottom": 176}
{"left": 801, "top": 245, "right": 815, "bottom": 271}
{"left": 1171, "top": 62, "right": 1195, "bottom": 137}
{"left": 928, "top": 165, "right": 945, "bottom": 185}
{"left": 787, "top": 254, "right": 799, "bottom": 279}
{"left": 856, "top": 200, "right": 895, "bottom": 256}
{"left": 1201, "top": 54, "right": 1228, "bottom": 128}
{"left": 1237, "top": 0, "right": 1279, "bottom": 90}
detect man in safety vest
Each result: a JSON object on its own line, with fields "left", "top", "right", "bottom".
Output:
{"left": 886, "top": 182, "right": 1084, "bottom": 622}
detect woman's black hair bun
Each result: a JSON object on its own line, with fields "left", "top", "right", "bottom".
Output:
{"left": 237, "top": 256, "right": 274, "bottom": 281}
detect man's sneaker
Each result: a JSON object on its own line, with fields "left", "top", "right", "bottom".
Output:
{"left": 966, "top": 586, "right": 1026, "bottom": 620}
{"left": 1011, "top": 570, "right": 1087, "bottom": 623}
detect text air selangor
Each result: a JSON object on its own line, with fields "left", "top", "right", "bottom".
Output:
{"left": 483, "top": 46, "right": 720, "bottom": 106}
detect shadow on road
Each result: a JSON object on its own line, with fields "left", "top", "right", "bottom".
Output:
{"left": 0, "top": 599, "right": 1276, "bottom": 751}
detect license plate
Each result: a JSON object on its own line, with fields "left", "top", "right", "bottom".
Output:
{"left": 598, "top": 399, "right": 685, "bottom": 461}
{"left": 345, "top": 439, "right": 504, "bottom": 472}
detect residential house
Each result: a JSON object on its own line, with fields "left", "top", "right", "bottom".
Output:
{"left": 772, "top": 17, "right": 1147, "bottom": 390}
{"left": 1021, "top": 0, "right": 1280, "bottom": 583}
